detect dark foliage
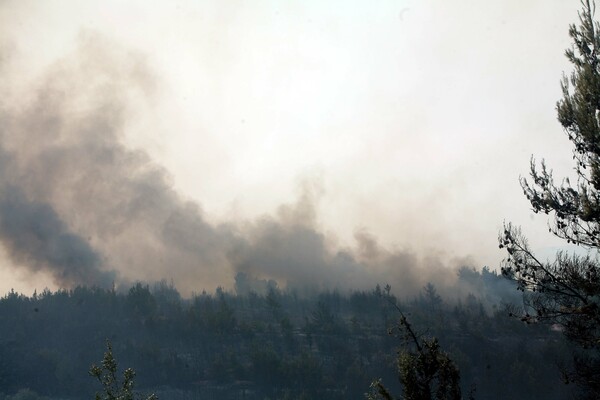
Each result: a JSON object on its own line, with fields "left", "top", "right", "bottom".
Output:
{"left": 368, "top": 297, "right": 462, "bottom": 400}
{"left": 89, "top": 340, "right": 156, "bottom": 400}
{"left": 0, "top": 272, "right": 572, "bottom": 400}
{"left": 500, "top": 1, "right": 600, "bottom": 396}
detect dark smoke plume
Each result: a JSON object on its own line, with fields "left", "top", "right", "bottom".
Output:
{"left": 0, "top": 186, "right": 114, "bottom": 287}
{"left": 0, "top": 33, "right": 479, "bottom": 297}
{"left": 0, "top": 34, "right": 232, "bottom": 291}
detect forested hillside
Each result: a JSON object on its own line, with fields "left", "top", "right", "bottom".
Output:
{"left": 0, "top": 268, "right": 572, "bottom": 400}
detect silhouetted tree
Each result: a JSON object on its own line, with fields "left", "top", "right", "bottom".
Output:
{"left": 367, "top": 301, "right": 463, "bottom": 400}
{"left": 89, "top": 340, "right": 156, "bottom": 400}
{"left": 500, "top": 0, "right": 600, "bottom": 396}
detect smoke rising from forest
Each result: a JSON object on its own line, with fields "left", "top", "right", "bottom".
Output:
{"left": 0, "top": 34, "right": 482, "bottom": 297}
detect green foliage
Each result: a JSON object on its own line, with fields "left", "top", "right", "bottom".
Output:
{"left": 366, "top": 379, "right": 394, "bottom": 400}
{"left": 500, "top": 0, "right": 600, "bottom": 395}
{"left": 367, "top": 298, "right": 462, "bottom": 400}
{"left": 89, "top": 340, "right": 157, "bottom": 400}
{"left": 396, "top": 338, "right": 461, "bottom": 400}
{"left": 0, "top": 278, "right": 571, "bottom": 400}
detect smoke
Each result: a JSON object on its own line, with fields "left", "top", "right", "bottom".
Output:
{"left": 0, "top": 32, "right": 478, "bottom": 297}
{"left": 0, "top": 33, "right": 231, "bottom": 292}
{"left": 0, "top": 186, "right": 114, "bottom": 287}
{"left": 228, "top": 190, "right": 464, "bottom": 296}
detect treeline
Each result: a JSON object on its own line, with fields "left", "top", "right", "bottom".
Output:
{"left": 0, "top": 267, "right": 572, "bottom": 400}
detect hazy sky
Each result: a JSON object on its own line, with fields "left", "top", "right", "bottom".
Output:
{"left": 0, "top": 0, "right": 584, "bottom": 295}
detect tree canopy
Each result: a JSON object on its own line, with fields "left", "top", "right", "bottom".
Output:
{"left": 500, "top": 0, "right": 600, "bottom": 396}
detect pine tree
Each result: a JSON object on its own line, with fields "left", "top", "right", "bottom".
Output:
{"left": 500, "top": 1, "right": 600, "bottom": 396}
{"left": 367, "top": 297, "right": 463, "bottom": 400}
{"left": 89, "top": 340, "right": 157, "bottom": 400}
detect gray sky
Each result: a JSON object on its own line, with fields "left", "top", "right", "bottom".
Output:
{"left": 0, "top": 0, "right": 584, "bottom": 295}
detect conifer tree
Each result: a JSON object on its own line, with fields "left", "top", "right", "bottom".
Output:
{"left": 367, "top": 297, "right": 463, "bottom": 400}
{"left": 500, "top": 1, "right": 600, "bottom": 396}
{"left": 89, "top": 340, "right": 157, "bottom": 400}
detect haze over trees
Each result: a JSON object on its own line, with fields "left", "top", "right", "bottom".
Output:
{"left": 500, "top": 0, "right": 600, "bottom": 397}
{"left": 2, "top": 2, "right": 600, "bottom": 400}
{"left": 0, "top": 271, "right": 572, "bottom": 400}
